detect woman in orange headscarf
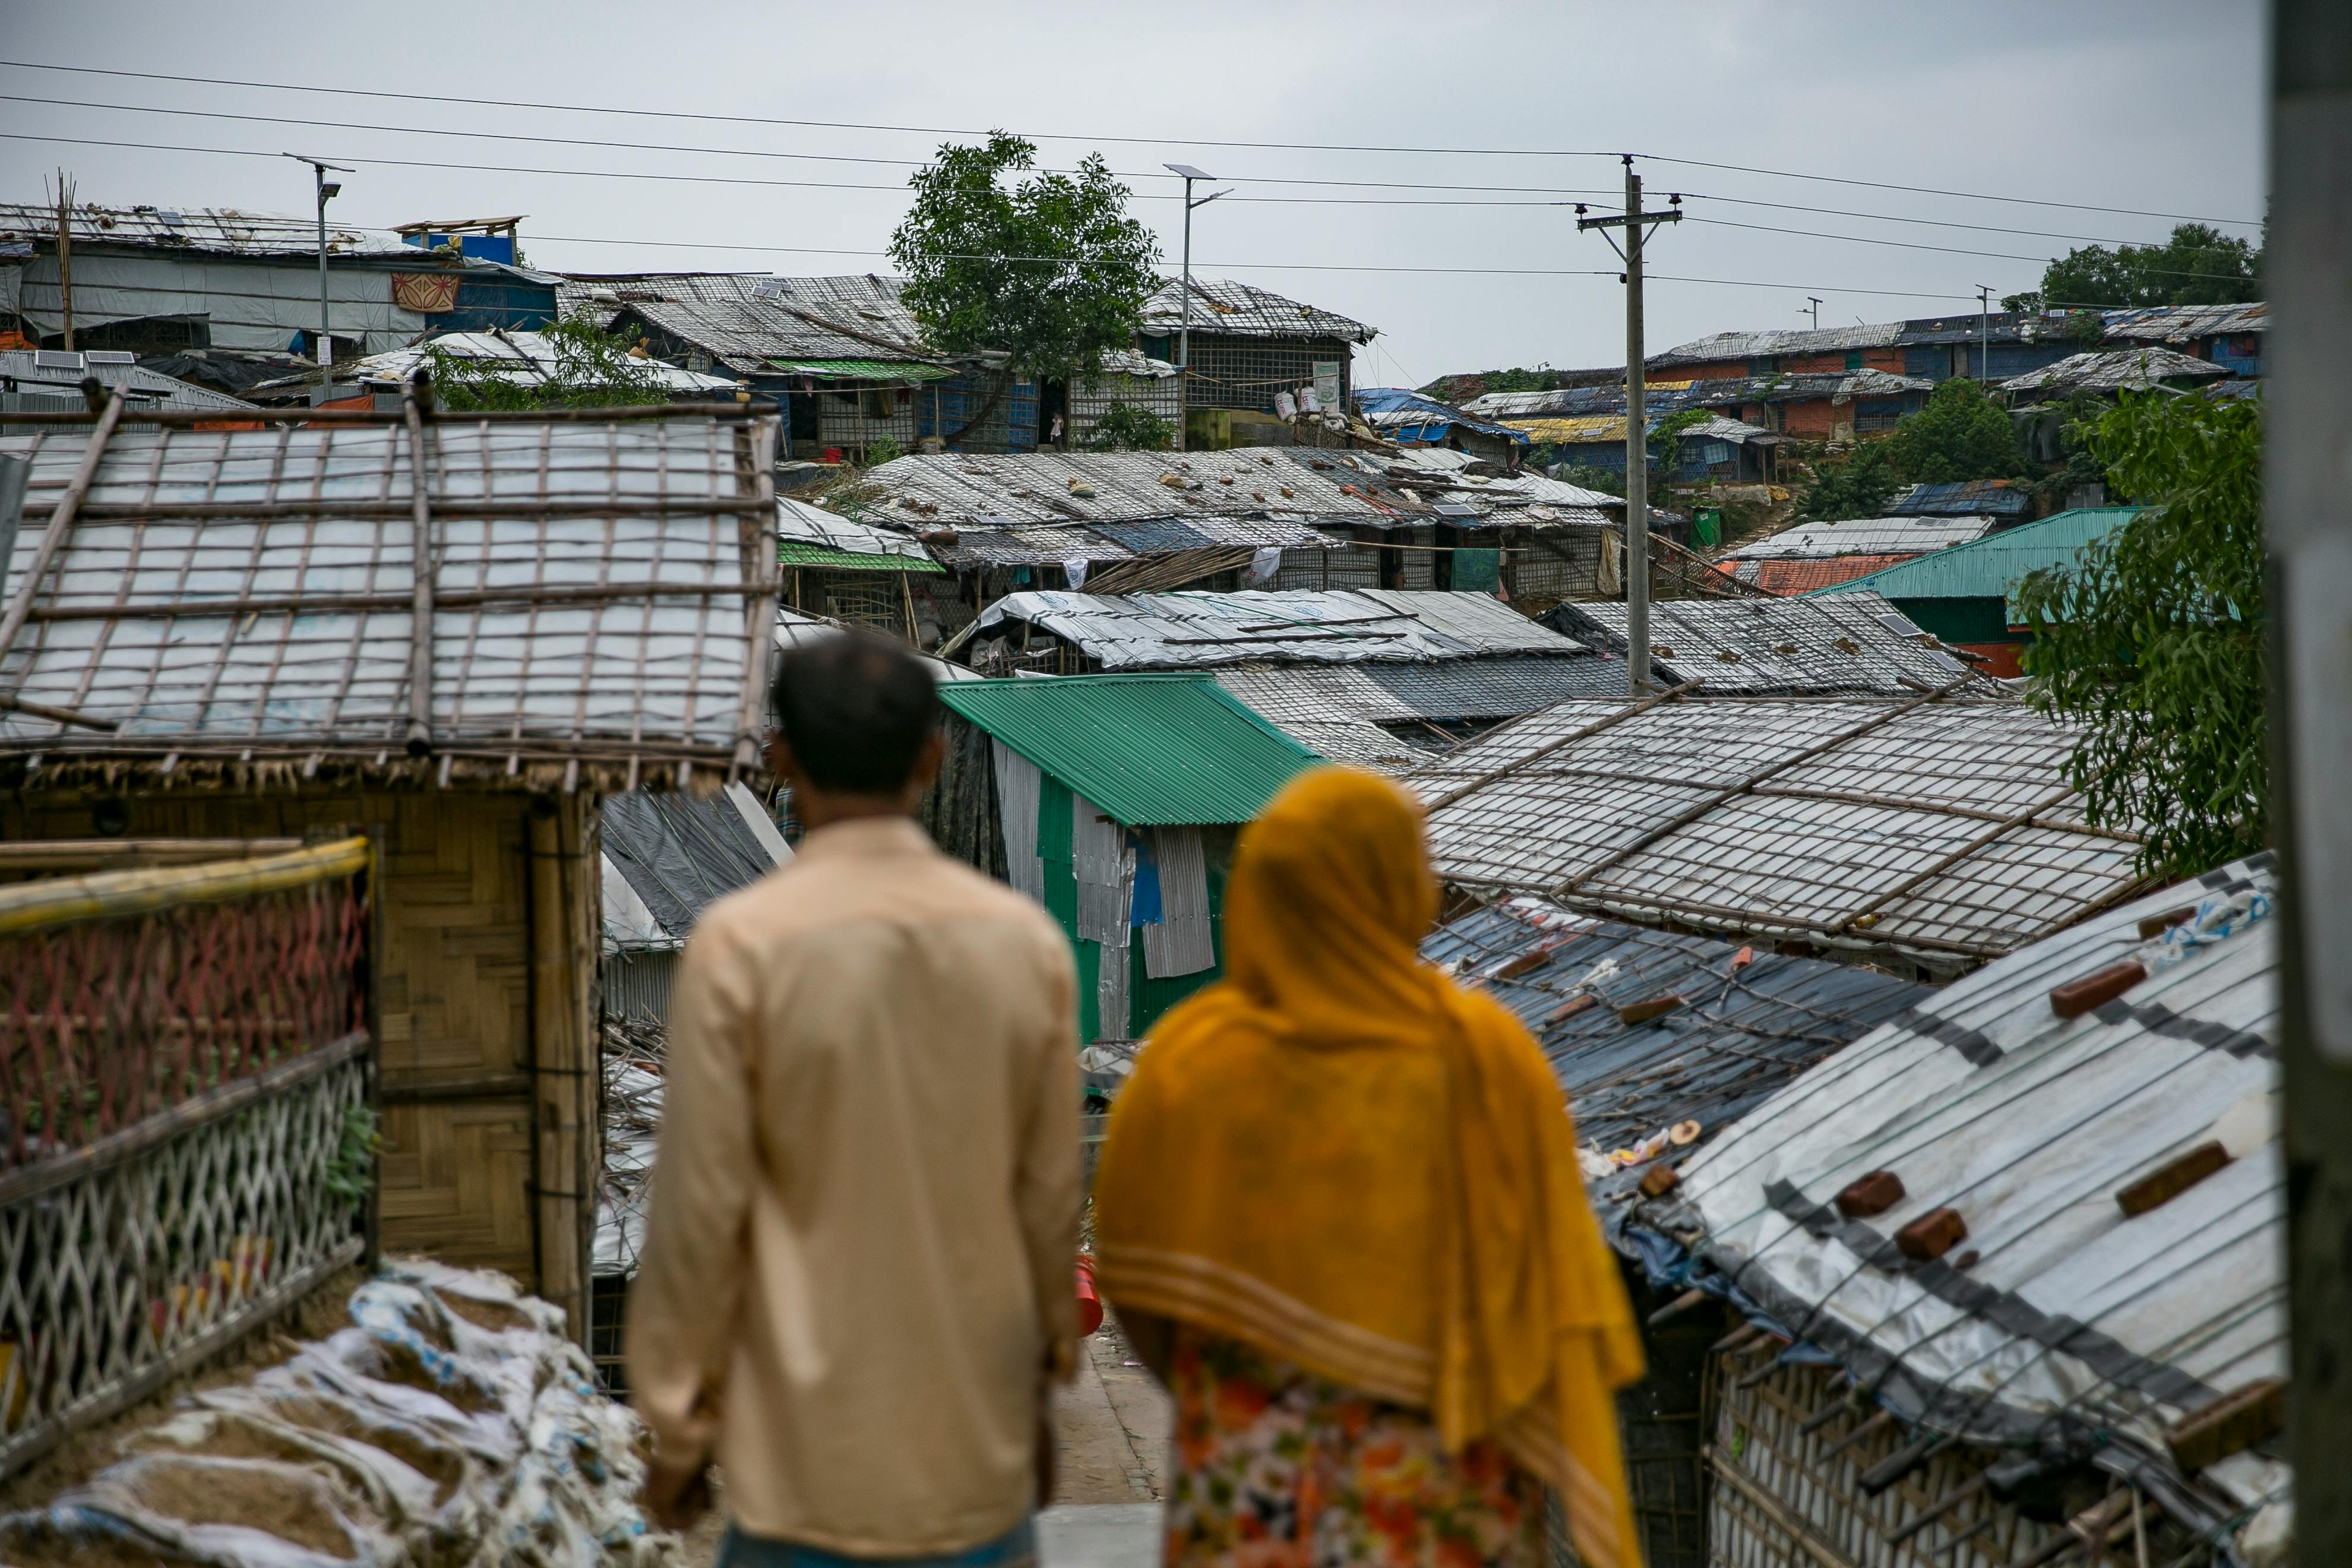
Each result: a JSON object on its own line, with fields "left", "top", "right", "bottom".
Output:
{"left": 1093, "top": 767, "right": 1645, "bottom": 1568}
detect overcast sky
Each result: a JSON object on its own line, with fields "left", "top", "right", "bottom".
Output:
{"left": 4, "top": 2, "right": 2268, "bottom": 387}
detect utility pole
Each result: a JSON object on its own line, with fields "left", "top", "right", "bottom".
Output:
{"left": 51, "top": 170, "right": 74, "bottom": 351}
{"left": 1977, "top": 285, "right": 1994, "bottom": 383}
{"left": 2269, "top": 0, "right": 2352, "bottom": 1557}
{"left": 285, "top": 154, "right": 352, "bottom": 369}
{"left": 1577, "top": 157, "right": 1682, "bottom": 692}
{"left": 1805, "top": 296, "right": 1822, "bottom": 331}
{"left": 1164, "top": 165, "right": 1228, "bottom": 384}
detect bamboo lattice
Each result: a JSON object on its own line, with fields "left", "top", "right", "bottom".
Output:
{"left": 0, "top": 845, "right": 374, "bottom": 1477}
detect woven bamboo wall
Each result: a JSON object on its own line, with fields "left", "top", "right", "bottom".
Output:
{"left": 1, "top": 789, "right": 540, "bottom": 1285}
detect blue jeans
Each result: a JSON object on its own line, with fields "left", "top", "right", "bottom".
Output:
{"left": 716, "top": 1518, "right": 1037, "bottom": 1568}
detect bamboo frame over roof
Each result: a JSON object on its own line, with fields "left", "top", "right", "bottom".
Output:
{"left": 0, "top": 404, "right": 779, "bottom": 791}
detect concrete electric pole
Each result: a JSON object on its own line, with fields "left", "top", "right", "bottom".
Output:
{"left": 1578, "top": 158, "right": 1682, "bottom": 692}
{"left": 2269, "top": 0, "right": 2352, "bottom": 1557}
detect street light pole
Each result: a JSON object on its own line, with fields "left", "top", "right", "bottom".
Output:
{"left": 285, "top": 154, "right": 352, "bottom": 369}
{"left": 1164, "top": 165, "right": 1227, "bottom": 384}
{"left": 1577, "top": 158, "right": 1683, "bottom": 693}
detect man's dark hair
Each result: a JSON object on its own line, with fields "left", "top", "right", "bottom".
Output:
{"left": 770, "top": 631, "right": 942, "bottom": 794}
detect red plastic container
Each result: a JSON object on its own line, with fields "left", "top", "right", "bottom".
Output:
{"left": 1074, "top": 1253, "right": 1104, "bottom": 1338}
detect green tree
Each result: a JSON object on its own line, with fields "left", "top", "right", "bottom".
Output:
{"left": 1880, "top": 377, "right": 2027, "bottom": 484}
{"left": 2004, "top": 222, "right": 2263, "bottom": 311}
{"left": 890, "top": 134, "right": 1161, "bottom": 382}
{"left": 1792, "top": 441, "right": 1899, "bottom": 520}
{"left": 424, "top": 315, "right": 672, "bottom": 411}
{"left": 1080, "top": 400, "right": 1176, "bottom": 451}
{"left": 2013, "top": 391, "right": 2264, "bottom": 878}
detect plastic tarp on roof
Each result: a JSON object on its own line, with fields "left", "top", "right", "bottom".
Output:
{"left": 1353, "top": 386, "right": 1528, "bottom": 445}
{"left": 1635, "top": 854, "right": 2283, "bottom": 1542}
{"left": 969, "top": 588, "right": 1586, "bottom": 670}
{"left": 1544, "top": 591, "right": 1980, "bottom": 696}
{"left": 777, "top": 495, "right": 944, "bottom": 569}
{"left": 1406, "top": 690, "right": 2139, "bottom": 968}
{"left": 1886, "top": 479, "right": 2034, "bottom": 518}
{"left": 1723, "top": 516, "right": 2002, "bottom": 561}
{"left": 600, "top": 785, "right": 789, "bottom": 951}
{"left": 2000, "top": 345, "right": 2230, "bottom": 396}
{"left": 938, "top": 674, "right": 1319, "bottom": 827}
{"left": 0, "top": 418, "right": 773, "bottom": 767}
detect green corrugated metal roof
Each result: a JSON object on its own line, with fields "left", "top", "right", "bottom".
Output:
{"left": 940, "top": 675, "right": 1319, "bottom": 827}
{"left": 766, "top": 358, "right": 954, "bottom": 382}
{"left": 777, "top": 540, "right": 946, "bottom": 573}
{"left": 1812, "top": 507, "right": 2143, "bottom": 604}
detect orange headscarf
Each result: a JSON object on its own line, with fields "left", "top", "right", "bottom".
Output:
{"left": 1093, "top": 767, "right": 1645, "bottom": 1568}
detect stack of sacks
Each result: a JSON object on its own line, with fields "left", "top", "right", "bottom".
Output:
{"left": 0, "top": 1259, "right": 674, "bottom": 1567}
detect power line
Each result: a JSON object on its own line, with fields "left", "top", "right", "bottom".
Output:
{"left": 0, "top": 56, "right": 2263, "bottom": 229}
{"left": 1642, "top": 153, "right": 2261, "bottom": 229}
{"left": 1, "top": 87, "right": 2248, "bottom": 248}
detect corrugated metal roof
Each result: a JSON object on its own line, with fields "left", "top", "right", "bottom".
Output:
{"left": 1885, "top": 478, "right": 2035, "bottom": 518}
{"left": 1406, "top": 690, "right": 2143, "bottom": 968}
{"left": 1816, "top": 508, "right": 2141, "bottom": 604}
{"left": 1139, "top": 277, "right": 1376, "bottom": 344}
{"left": 1654, "top": 321, "right": 1907, "bottom": 365}
{"left": 0, "top": 416, "right": 774, "bottom": 770}
{"left": 0, "top": 202, "right": 411, "bottom": 258}
{"left": 1731, "top": 553, "right": 1923, "bottom": 596}
{"left": 0, "top": 348, "right": 258, "bottom": 413}
{"left": 1544, "top": 592, "right": 1982, "bottom": 696}
{"left": 1211, "top": 657, "right": 1634, "bottom": 768}
{"left": 2100, "top": 301, "right": 2266, "bottom": 343}
{"left": 937, "top": 674, "right": 1319, "bottom": 826}
{"left": 969, "top": 589, "right": 1586, "bottom": 670}
{"left": 2000, "top": 345, "right": 2231, "bottom": 396}
{"left": 1421, "top": 896, "right": 1928, "bottom": 1175}
{"left": 1723, "top": 516, "right": 2004, "bottom": 561}
{"left": 1646, "top": 852, "right": 2283, "bottom": 1538}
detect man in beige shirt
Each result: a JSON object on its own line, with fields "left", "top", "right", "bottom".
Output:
{"left": 628, "top": 632, "right": 1079, "bottom": 1566}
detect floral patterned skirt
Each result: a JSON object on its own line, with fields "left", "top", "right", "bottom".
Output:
{"left": 1162, "top": 1325, "right": 1544, "bottom": 1568}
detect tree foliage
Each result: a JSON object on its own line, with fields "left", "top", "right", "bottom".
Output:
{"left": 2004, "top": 222, "right": 2263, "bottom": 312}
{"left": 424, "top": 315, "right": 672, "bottom": 411}
{"left": 1793, "top": 379, "right": 2027, "bottom": 520}
{"left": 890, "top": 133, "right": 1161, "bottom": 383}
{"left": 1792, "top": 441, "right": 1899, "bottom": 521}
{"left": 2013, "top": 391, "right": 2264, "bottom": 879}
{"left": 1880, "top": 377, "right": 2027, "bottom": 485}
{"left": 1080, "top": 400, "right": 1176, "bottom": 451}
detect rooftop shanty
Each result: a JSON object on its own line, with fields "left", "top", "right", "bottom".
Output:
{"left": 262, "top": 331, "right": 741, "bottom": 400}
{"left": 1721, "top": 516, "right": 2005, "bottom": 562}
{"left": 2000, "top": 344, "right": 2233, "bottom": 397}
{"left": 963, "top": 587, "right": 1585, "bottom": 670}
{"left": 1407, "top": 687, "right": 2144, "bottom": 972}
{"left": 1885, "top": 478, "right": 2034, "bottom": 519}
{"left": 1542, "top": 591, "right": 1984, "bottom": 696}
{"left": 958, "top": 587, "right": 1624, "bottom": 764}
{"left": 1646, "top": 852, "right": 2283, "bottom": 1553}
{"left": 0, "top": 406, "right": 777, "bottom": 788}
{"left": 1138, "top": 277, "right": 1377, "bottom": 344}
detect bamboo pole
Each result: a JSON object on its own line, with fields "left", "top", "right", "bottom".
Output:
{"left": 0, "top": 836, "right": 369, "bottom": 935}
{"left": 0, "top": 690, "right": 118, "bottom": 730}
{"left": 402, "top": 382, "right": 437, "bottom": 755}
{"left": 0, "top": 837, "right": 302, "bottom": 870}
{"left": 29, "top": 581, "right": 769, "bottom": 622}
{"left": 729, "top": 418, "right": 780, "bottom": 780}
{"left": 527, "top": 798, "right": 597, "bottom": 1346}
{"left": 58, "top": 498, "right": 775, "bottom": 522}
{"left": 0, "top": 388, "right": 125, "bottom": 674}
{"left": 0, "top": 402, "right": 768, "bottom": 427}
